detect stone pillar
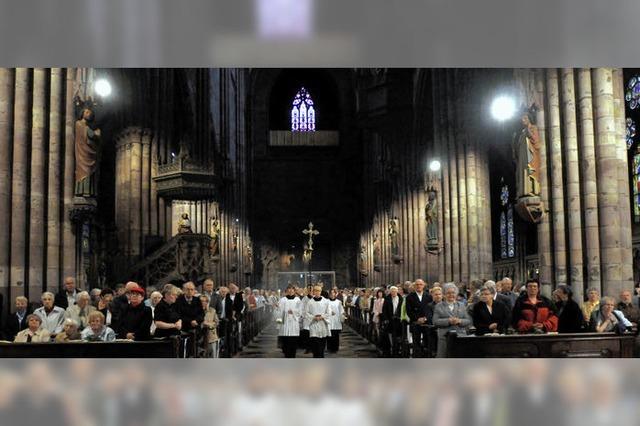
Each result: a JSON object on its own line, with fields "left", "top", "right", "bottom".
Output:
{"left": 546, "top": 69, "right": 568, "bottom": 286}
{"left": 10, "top": 68, "right": 30, "bottom": 297}
{"left": 28, "top": 68, "right": 47, "bottom": 299}
{"left": 46, "top": 68, "right": 63, "bottom": 293}
{"left": 479, "top": 142, "right": 493, "bottom": 278}
{"left": 150, "top": 134, "right": 159, "bottom": 235}
{"left": 141, "top": 129, "right": 151, "bottom": 243}
{"left": 123, "top": 132, "right": 133, "bottom": 257}
{"left": 446, "top": 71, "right": 460, "bottom": 281}
{"left": 115, "top": 134, "right": 126, "bottom": 256}
{"left": 0, "top": 69, "right": 14, "bottom": 305}
{"left": 593, "top": 68, "right": 622, "bottom": 297}
{"left": 455, "top": 75, "right": 469, "bottom": 283}
{"left": 613, "top": 69, "right": 634, "bottom": 291}
{"left": 466, "top": 130, "right": 479, "bottom": 280}
{"left": 560, "top": 68, "right": 584, "bottom": 301}
{"left": 534, "top": 69, "right": 554, "bottom": 293}
{"left": 439, "top": 73, "right": 452, "bottom": 282}
{"left": 576, "top": 69, "right": 602, "bottom": 296}
{"left": 62, "top": 68, "right": 76, "bottom": 281}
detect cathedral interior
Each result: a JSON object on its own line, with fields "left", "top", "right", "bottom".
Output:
{"left": 0, "top": 67, "right": 638, "bottom": 310}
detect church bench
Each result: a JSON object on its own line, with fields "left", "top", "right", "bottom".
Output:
{"left": 446, "top": 331, "right": 636, "bottom": 358}
{"left": 0, "top": 338, "right": 181, "bottom": 358}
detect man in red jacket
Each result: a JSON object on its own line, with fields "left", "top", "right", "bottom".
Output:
{"left": 512, "top": 279, "right": 558, "bottom": 333}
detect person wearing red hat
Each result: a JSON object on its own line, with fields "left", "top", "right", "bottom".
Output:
{"left": 116, "top": 285, "right": 153, "bottom": 341}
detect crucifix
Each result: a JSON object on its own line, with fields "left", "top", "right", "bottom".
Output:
{"left": 302, "top": 222, "right": 319, "bottom": 251}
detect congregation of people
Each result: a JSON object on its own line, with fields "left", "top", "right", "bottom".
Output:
{"left": 338, "top": 277, "right": 639, "bottom": 357}
{"left": 1, "top": 277, "right": 278, "bottom": 358}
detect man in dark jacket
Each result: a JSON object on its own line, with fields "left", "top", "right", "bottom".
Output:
{"left": 54, "top": 276, "right": 78, "bottom": 310}
{"left": 381, "top": 286, "right": 404, "bottom": 356}
{"left": 117, "top": 286, "right": 153, "bottom": 340}
{"left": 3, "top": 296, "right": 30, "bottom": 341}
{"left": 405, "top": 279, "right": 433, "bottom": 357}
{"left": 175, "top": 281, "right": 205, "bottom": 331}
{"left": 553, "top": 285, "right": 584, "bottom": 333}
{"left": 200, "top": 278, "right": 222, "bottom": 317}
{"left": 110, "top": 282, "right": 139, "bottom": 332}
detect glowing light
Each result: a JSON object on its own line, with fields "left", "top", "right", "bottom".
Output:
{"left": 94, "top": 79, "right": 112, "bottom": 98}
{"left": 491, "top": 95, "right": 516, "bottom": 121}
{"left": 429, "top": 160, "right": 441, "bottom": 172}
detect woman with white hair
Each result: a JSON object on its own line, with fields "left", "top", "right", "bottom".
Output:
{"left": 432, "top": 282, "right": 471, "bottom": 357}
{"left": 64, "top": 291, "right": 96, "bottom": 330}
{"left": 589, "top": 296, "right": 632, "bottom": 333}
{"left": 55, "top": 318, "right": 81, "bottom": 342}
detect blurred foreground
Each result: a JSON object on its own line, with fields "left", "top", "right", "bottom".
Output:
{"left": 0, "top": 359, "right": 638, "bottom": 426}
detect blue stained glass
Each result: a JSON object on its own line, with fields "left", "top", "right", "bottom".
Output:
{"left": 500, "top": 185, "right": 509, "bottom": 206}
{"left": 290, "top": 87, "right": 316, "bottom": 132}
{"left": 626, "top": 76, "right": 640, "bottom": 110}
{"left": 507, "top": 207, "right": 515, "bottom": 258}
{"left": 628, "top": 118, "right": 636, "bottom": 149}
{"left": 500, "top": 212, "right": 507, "bottom": 259}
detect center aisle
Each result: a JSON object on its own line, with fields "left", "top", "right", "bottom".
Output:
{"left": 237, "top": 323, "right": 379, "bottom": 358}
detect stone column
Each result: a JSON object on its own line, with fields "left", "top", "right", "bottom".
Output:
{"left": 28, "top": 68, "right": 47, "bottom": 299}
{"left": 479, "top": 141, "right": 493, "bottom": 278}
{"left": 612, "top": 69, "right": 634, "bottom": 291}
{"left": 446, "top": 71, "right": 460, "bottom": 281}
{"left": 534, "top": 69, "right": 553, "bottom": 292}
{"left": 455, "top": 74, "right": 469, "bottom": 283}
{"left": 62, "top": 68, "right": 77, "bottom": 281}
{"left": 546, "top": 69, "right": 568, "bottom": 286}
{"left": 466, "top": 131, "right": 479, "bottom": 280}
{"left": 439, "top": 73, "right": 452, "bottom": 282}
{"left": 141, "top": 129, "right": 151, "bottom": 242}
{"left": 115, "top": 133, "right": 126, "bottom": 256}
{"left": 560, "top": 68, "right": 585, "bottom": 301}
{"left": 46, "top": 68, "right": 63, "bottom": 293}
{"left": 593, "top": 68, "right": 622, "bottom": 297}
{"left": 576, "top": 68, "right": 601, "bottom": 295}
{"left": 130, "top": 128, "right": 143, "bottom": 258}
{"left": 0, "top": 69, "right": 14, "bottom": 305}
{"left": 123, "top": 132, "right": 133, "bottom": 257}
{"left": 150, "top": 134, "right": 159, "bottom": 235}
{"left": 10, "top": 68, "right": 30, "bottom": 297}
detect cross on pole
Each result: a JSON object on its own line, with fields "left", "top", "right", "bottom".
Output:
{"left": 302, "top": 222, "right": 319, "bottom": 251}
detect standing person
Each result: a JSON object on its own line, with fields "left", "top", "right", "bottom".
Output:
{"left": 433, "top": 283, "right": 472, "bottom": 357}
{"left": 299, "top": 287, "right": 313, "bottom": 353}
{"left": 405, "top": 279, "right": 433, "bottom": 357}
{"left": 201, "top": 278, "right": 222, "bottom": 316}
{"left": 34, "top": 292, "right": 66, "bottom": 337}
{"left": 54, "top": 277, "right": 79, "bottom": 310}
{"left": 153, "top": 285, "right": 183, "bottom": 338}
{"left": 381, "top": 286, "right": 404, "bottom": 357}
{"left": 371, "top": 289, "right": 385, "bottom": 343}
{"left": 500, "top": 277, "right": 519, "bottom": 308}
{"left": 278, "top": 285, "right": 301, "bottom": 358}
{"left": 200, "top": 294, "right": 221, "bottom": 358}
{"left": 97, "top": 287, "right": 115, "bottom": 326}
{"left": 581, "top": 287, "right": 601, "bottom": 324}
{"left": 227, "top": 283, "right": 244, "bottom": 350}
{"left": 472, "top": 285, "right": 511, "bottom": 335}
{"left": 64, "top": 291, "right": 95, "bottom": 331}
{"left": 327, "top": 288, "right": 344, "bottom": 353}
{"left": 305, "top": 285, "right": 331, "bottom": 358}
{"left": 4, "top": 296, "right": 30, "bottom": 341}
{"left": 117, "top": 286, "right": 153, "bottom": 341}
{"left": 512, "top": 279, "right": 558, "bottom": 334}
{"left": 110, "top": 282, "right": 139, "bottom": 332}
{"left": 553, "top": 285, "right": 584, "bottom": 333}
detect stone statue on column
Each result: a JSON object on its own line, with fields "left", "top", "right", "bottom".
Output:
{"left": 425, "top": 185, "right": 439, "bottom": 252}
{"left": 513, "top": 105, "right": 544, "bottom": 223}
{"left": 373, "top": 234, "right": 381, "bottom": 272}
{"left": 209, "top": 216, "right": 220, "bottom": 260}
{"left": 74, "top": 100, "right": 102, "bottom": 198}
{"left": 389, "top": 216, "right": 403, "bottom": 264}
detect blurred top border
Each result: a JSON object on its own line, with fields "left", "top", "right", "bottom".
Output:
{"left": 1, "top": 0, "right": 639, "bottom": 67}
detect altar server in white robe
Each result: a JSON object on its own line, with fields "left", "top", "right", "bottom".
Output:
{"left": 278, "top": 285, "right": 302, "bottom": 358}
{"left": 299, "top": 286, "right": 313, "bottom": 353}
{"left": 305, "top": 285, "right": 331, "bottom": 358}
{"left": 327, "top": 288, "right": 344, "bottom": 353}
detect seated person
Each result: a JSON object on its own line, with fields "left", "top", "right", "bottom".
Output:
{"left": 14, "top": 314, "right": 51, "bottom": 343}
{"left": 117, "top": 286, "right": 152, "bottom": 341}
{"left": 553, "top": 285, "right": 584, "bottom": 333}
{"left": 3, "top": 296, "right": 30, "bottom": 341}
{"left": 64, "top": 291, "right": 96, "bottom": 330}
{"left": 617, "top": 290, "right": 640, "bottom": 327}
{"left": 511, "top": 279, "right": 558, "bottom": 333}
{"left": 55, "top": 319, "right": 81, "bottom": 342}
{"left": 472, "top": 285, "right": 510, "bottom": 335}
{"left": 589, "top": 296, "right": 632, "bottom": 333}
{"left": 81, "top": 311, "right": 116, "bottom": 342}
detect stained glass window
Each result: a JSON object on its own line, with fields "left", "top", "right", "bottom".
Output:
{"left": 627, "top": 118, "right": 636, "bottom": 150}
{"left": 499, "top": 183, "right": 515, "bottom": 259}
{"left": 500, "top": 212, "right": 507, "bottom": 259}
{"left": 291, "top": 87, "right": 316, "bottom": 132}
{"left": 634, "top": 147, "right": 640, "bottom": 219}
{"left": 626, "top": 76, "right": 640, "bottom": 110}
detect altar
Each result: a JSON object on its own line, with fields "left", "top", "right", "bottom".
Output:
{"left": 276, "top": 271, "right": 336, "bottom": 290}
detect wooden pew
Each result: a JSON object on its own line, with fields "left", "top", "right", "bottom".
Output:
{"left": 446, "top": 331, "right": 636, "bottom": 358}
{"left": 0, "top": 338, "right": 181, "bottom": 358}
